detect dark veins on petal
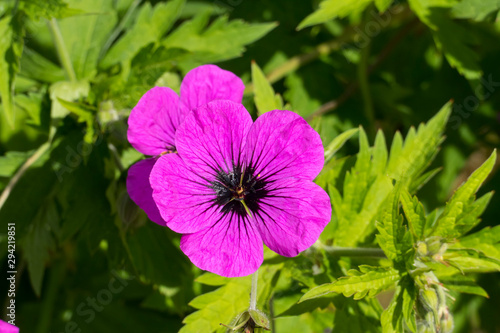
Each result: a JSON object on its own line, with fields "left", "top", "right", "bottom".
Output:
{"left": 209, "top": 164, "right": 269, "bottom": 217}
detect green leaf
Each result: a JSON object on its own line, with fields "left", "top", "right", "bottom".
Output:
{"left": 0, "top": 151, "right": 30, "bottom": 178}
{"left": 19, "top": 0, "right": 76, "bottom": 20}
{"left": 452, "top": 0, "right": 500, "bottom": 21}
{"left": 297, "top": 0, "right": 373, "bottom": 30}
{"left": 370, "top": 130, "right": 388, "bottom": 180}
{"left": 195, "top": 273, "right": 231, "bottom": 286}
{"left": 180, "top": 263, "right": 281, "bottom": 333}
{"left": 402, "top": 282, "right": 417, "bottom": 333}
{"left": 431, "top": 150, "right": 496, "bottom": 238}
{"left": 24, "top": 201, "right": 57, "bottom": 296}
{"left": 127, "top": 223, "right": 192, "bottom": 287}
{"left": 376, "top": 184, "right": 406, "bottom": 262}
{"left": 400, "top": 190, "right": 426, "bottom": 241}
{"left": 20, "top": 47, "right": 65, "bottom": 83}
{"left": 386, "top": 101, "right": 452, "bottom": 189}
{"left": 324, "top": 127, "right": 359, "bottom": 163}
{"left": 450, "top": 225, "right": 500, "bottom": 262}
{"left": 333, "top": 128, "right": 394, "bottom": 246}
{"left": 300, "top": 266, "right": 400, "bottom": 302}
{"left": 0, "top": 14, "right": 24, "bottom": 128}
{"left": 163, "top": 13, "right": 277, "bottom": 63}
{"left": 408, "top": 0, "right": 482, "bottom": 79}
{"left": 251, "top": 61, "right": 284, "bottom": 116}
{"left": 101, "top": 0, "right": 185, "bottom": 68}
{"left": 444, "top": 249, "right": 500, "bottom": 273}
{"left": 49, "top": 80, "right": 90, "bottom": 118}
{"left": 58, "top": 0, "right": 118, "bottom": 79}
{"left": 439, "top": 275, "right": 489, "bottom": 297}
{"left": 381, "top": 286, "right": 404, "bottom": 333}
{"left": 375, "top": 0, "right": 394, "bottom": 12}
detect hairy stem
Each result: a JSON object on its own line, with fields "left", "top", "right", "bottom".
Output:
{"left": 249, "top": 269, "right": 259, "bottom": 310}
{"left": 48, "top": 18, "right": 77, "bottom": 82}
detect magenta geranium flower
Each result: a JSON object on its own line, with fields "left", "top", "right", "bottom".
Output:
{"left": 126, "top": 65, "right": 245, "bottom": 224}
{"left": 149, "top": 100, "right": 332, "bottom": 277}
{"left": 0, "top": 320, "right": 18, "bottom": 333}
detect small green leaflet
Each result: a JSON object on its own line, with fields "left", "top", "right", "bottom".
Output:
{"left": 431, "top": 150, "right": 497, "bottom": 238}
{"left": 452, "top": 0, "right": 500, "bottom": 21}
{"left": 400, "top": 190, "right": 426, "bottom": 241}
{"left": 324, "top": 127, "right": 359, "bottom": 163}
{"left": 297, "top": 0, "right": 373, "bottom": 30}
{"left": 300, "top": 266, "right": 400, "bottom": 302}
{"left": 251, "top": 61, "right": 284, "bottom": 116}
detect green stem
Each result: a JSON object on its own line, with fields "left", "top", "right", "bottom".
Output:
{"left": 0, "top": 142, "right": 50, "bottom": 211}
{"left": 323, "top": 246, "right": 387, "bottom": 258}
{"left": 249, "top": 269, "right": 259, "bottom": 310}
{"left": 48, "top": 18, "right": 77, "bottom": 82}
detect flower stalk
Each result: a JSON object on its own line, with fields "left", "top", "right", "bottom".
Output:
{"left": 249, "top": 269, "right": 259, "bottom": 310}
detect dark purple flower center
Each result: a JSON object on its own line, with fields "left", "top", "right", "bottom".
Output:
{"left": 209, "top": 165, "right": 269, "bottom": 217}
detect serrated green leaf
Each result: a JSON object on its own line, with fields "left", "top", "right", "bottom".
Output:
{"left": 370, "top": 130, "right": 388, "bottom": 179}
{"left": 409, "top": 0, "right": 481, "bottom": 79}
{"left": 180, "top": 264, "right": 281, "bottom": 333}
{"left": 376, "top": 185, "right": 405, "bottom": 262}
{"left": 0, "top": 14, "right": 23, "bottom": 128}
{"left": 375, "top": 0, "right": 394, "bottom": 12}
{"left": 402, "top": 280, "right": 417, "bottom": 333}
{"left": 381, "top": 285, "right": 404, "bottom": 333}
{"left": 439, "top": 275, "right": 489, "bottom": 297}
{"left": 324, "top": 128, "right": 359, "bottom": 163}
{"left": 300, "top": 266, "right": 400, "bottom": 302}
{"left": 450, "top": 225, "right": 500, "bottom": 262}
{"left": 101, "top": 0, "right": 185, "bottom": 68}
{"left": 386, "top": 102, "right": 451, "bottom": 189}
{"left": 163, "top": 13, "right": 276, "bottom": 63}
{"left": 401, "top": 190, "right": 426, "bottom": 241}
{"left": 452, "top": 0, "right": 500, "bottom": 21}
{"left": 251, "top": 61, "right": 284, "bottom": 116}
{"left": 444, "top": 249, "right": 500, "bottom": 273}
{"left": 297, "top": 0, "right": 373, "bottom": 30}
{"left": 431, "top": 150, "right": 496, "bottom": 238}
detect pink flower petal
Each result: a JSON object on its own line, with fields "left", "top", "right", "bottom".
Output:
{"left": 175, "top": 100, "right": 253, "bottom": 179}
{"left": 126, "top": 158, "right": 165, "bottom": 225}
{"left": 180, "top": 213, "right": 263, "bottom": 277}
{"left": 244, "top": 110, "right": 324, "bottom": 181}
{"left": 127, "top": 87, "right": 187, "bottom": 156}
{"left": 150, "top": 154, "right": 221, "bottom": 234}
{"left": 0, "top": 320, "right": 18, "bottom": 333}
{"left": 180, "top": 64, "right": 245, "bottom": 111}
{"left": 254, "top": 178, "right": 331, "bottom": 257}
